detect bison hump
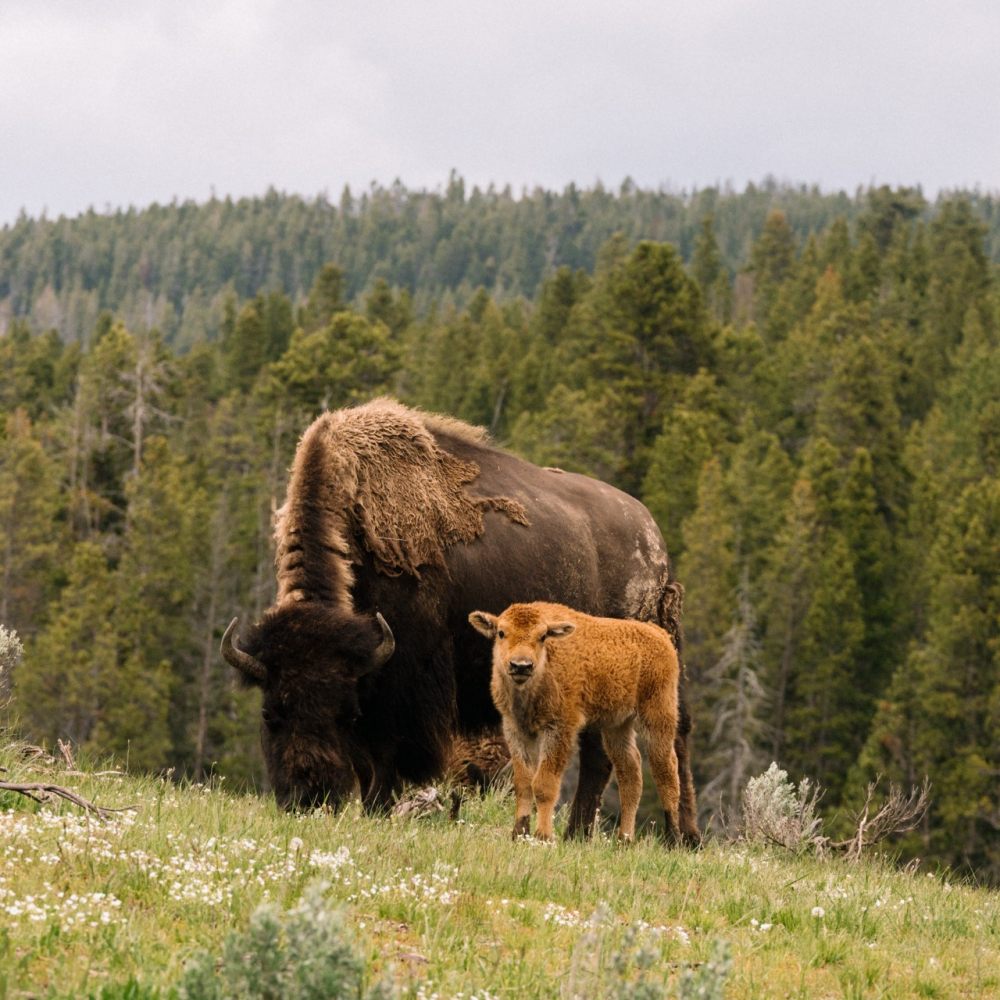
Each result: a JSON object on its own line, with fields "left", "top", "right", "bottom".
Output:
{"left": 283, "top": 401, "right": 528, "bottom": 586}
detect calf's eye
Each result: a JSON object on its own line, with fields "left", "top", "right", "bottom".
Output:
{"left": 497, "top": 630, "right": 505, "bottom": 639}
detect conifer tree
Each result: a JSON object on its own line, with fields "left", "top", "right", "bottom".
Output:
{"left": 0, "top": 410, "right": 63, "bottom": 636}
{"left": 101, "top": 436, "right": 196, "bottom": 768}
{"left": 506, "top": 385, "right": 623, "bottom": 483}
{"left": 302, "top": 263, "right": 347, "bottom": 331}
{"left": 691, "top": 214, "right": 731, "bottom": 323}
{"left": 677, "top": 457, "right": 738, "bottom": 681}
{"left": 66, "top": 320, "right": 138, "bottom": 537}
{"left": 861, "top": 477, "right": 1000, "bottom": 878}
{"left": 642, "top": 370, "right": 733, "bottom": 558}
{"left": 748, "top": 209, "right": 797, "bottom": 339}
{"left": 814, "top": 331, "right": 905, "bottom": 517}
{"left": 19, "top": 542, "right": 118, "bottom": 751}
{"left": 569, "top": 241, "right": 710, "bottom": 491}
{"left": 262, "top": 312, "right": 398, "bottom": 419}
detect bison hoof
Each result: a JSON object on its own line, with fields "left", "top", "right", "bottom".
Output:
{"left": 512, "top": 817, "right": 531, "bottom": 840}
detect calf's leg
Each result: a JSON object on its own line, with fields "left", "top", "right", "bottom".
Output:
{"left": 532, "top": 727, "right": 576, "bottom": 840}
{"left": 510, "top": 754, "right": 534, "bottom": 839}
{"left": 641, "top": 692, "right": 682, "bottom": 843}
{"left": 601, "top": 723, "right": 643, "bottom": 841}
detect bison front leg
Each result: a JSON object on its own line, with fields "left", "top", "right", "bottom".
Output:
{"left": 357, "top": 755, "right": 403, "bottom": 814}
{"left": 510, "top": 754, "right": 534, "bottom": 839}
{"left": 565, "top": 726, "right": 612, "bottom": 839}
{"left": 533, "top": 728, "right": 576, "bottom": 841}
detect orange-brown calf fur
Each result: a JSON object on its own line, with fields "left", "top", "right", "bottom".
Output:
{"left": 469, "top": 602, "right": 682, "bottom": 842}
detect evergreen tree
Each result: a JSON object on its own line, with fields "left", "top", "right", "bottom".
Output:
{"left": 861, "top": 477, "right": 1000, "bottom": 878}
{"left": 262, "top": 311, "right": 399, "bottom": 419}
{"left": 691, "top": 214, "right": 731, "bottom": 322}
{"left": 507, "top": 385, "right": 623, "bottom": 484}
{"left": 302, "top": 263, "right": 347, "bottom": 331}
{"left": 19, "top": 542, "right": 118, "bottom": 751}
{"left": 103, "top": 436, "right": 198, "bottom": 769}
{"left": 66, "top": 320, "right": 138, "bottom": 536}
{"left": 642, "top": 370, "right": 734, "bottom": 557}
{"left": 760, "top": 477, "right": 860, "bottom": 801}
{"left": 0, "top": 410, "right": 64, "bottom": 636}
{"left": 571, "top": 241, "right": 710, "bottom": 491}
{"left": 747, "top": 209, "right": 797, "bottom": 338}
{"left": 814, "top": 331, "right": 905, "bottom": 516}
{"left": 677, "top": 457, "right": 738, "bottom": 681}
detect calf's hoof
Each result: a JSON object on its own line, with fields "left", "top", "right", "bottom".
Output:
{"left": 511, "top": 816, "right": 531, "bottom": 840}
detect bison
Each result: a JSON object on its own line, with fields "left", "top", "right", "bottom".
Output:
{"left": 221, "top": 398, "right": 698, "bottom": 840}
{"left": 469, "top": 602, "right": 683, "bottom": 842}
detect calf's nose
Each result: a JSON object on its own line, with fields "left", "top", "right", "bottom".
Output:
{"left": 508, "top": 658, "right": 534, "bottom": 680}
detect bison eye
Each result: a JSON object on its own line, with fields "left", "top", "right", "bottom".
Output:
{"left": 497, "top": 630, "right": 505, "bottom": 639}
{"left": 261, "top": 707, "right": 282, "bottom": 731}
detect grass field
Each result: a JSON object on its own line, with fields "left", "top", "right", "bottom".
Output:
{"left": 0, "top": 743, "right": 997, "bottom": 999}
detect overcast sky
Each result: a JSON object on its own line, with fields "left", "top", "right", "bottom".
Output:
{"left": 3, "top": 0, "right": 999, "bottom": 225}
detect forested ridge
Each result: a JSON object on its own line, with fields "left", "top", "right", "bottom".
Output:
{"left": 4, "top": 176, "right": 1000, "bottom": 347}
{"left": 1, "top": 181, "right": 998, "bottom": 883}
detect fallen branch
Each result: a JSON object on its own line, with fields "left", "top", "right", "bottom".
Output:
{"left": 0, "top": 780, "right": 134, "bottom": 820}
{"left": 831, "top": 777, "right": 930, "bottom": 861}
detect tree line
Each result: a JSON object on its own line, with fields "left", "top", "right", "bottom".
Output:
{"left": 4, "top": 177, "right": 1000, "bottom": 348}
{"left": 1, "top": 187, "right": 998, "bottom": 883}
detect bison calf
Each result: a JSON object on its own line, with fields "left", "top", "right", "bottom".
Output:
{"left": 469, "top": 602, "right": 682, "bottom": 843}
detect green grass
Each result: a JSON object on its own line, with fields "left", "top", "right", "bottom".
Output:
{"left": 1, "top": 744, "right": 997, "bottom": 999}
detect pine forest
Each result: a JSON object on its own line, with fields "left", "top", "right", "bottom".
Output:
{"left": 1, "top": 179, "right": 998, "bottom": 885}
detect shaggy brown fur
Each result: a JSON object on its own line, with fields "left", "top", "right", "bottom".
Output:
{"left": 224, "top": 398, "right": 698, "bottom": 839}
{"left": 470, "top": 602, "right": 682, "bottom": 842}
{"left": 444, "top": 732, "right": 512, "bottom": 820}
{"left": 445, "top": 733, "right": 511, "bottom": 792}
{"left": 274, "top": 398, "right": 528, "bottom": 600}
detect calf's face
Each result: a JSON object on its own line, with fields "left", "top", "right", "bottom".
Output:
{"left": 469, "top": 607, "right": 575, "bottom": 686}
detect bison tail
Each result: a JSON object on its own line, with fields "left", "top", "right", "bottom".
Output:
{"left": 658, "top": 579, "right": 685, "bottom": 655}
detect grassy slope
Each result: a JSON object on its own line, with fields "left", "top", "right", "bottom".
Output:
{"left": 0, "top": 746, "right": 997, "bottom": 1000}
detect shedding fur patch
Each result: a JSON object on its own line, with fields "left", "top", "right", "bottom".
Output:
{"left": 275, "top": 399, "right": 529, "bottom": 601}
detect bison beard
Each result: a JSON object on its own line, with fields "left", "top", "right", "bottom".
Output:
{"left": 222, "top": 398, "right": 699, "bottom": 841}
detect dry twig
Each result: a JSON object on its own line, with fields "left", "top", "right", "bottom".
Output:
{"left": 0, "top": 780, "right": 133, "bottom": 820}
{"left": 832, "top": 776, "right": 930, "bottom": 860}
{"left": 57, "top": 738, "right": 76, "bottom": 769}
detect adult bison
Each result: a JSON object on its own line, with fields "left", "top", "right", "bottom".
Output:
{"left": 222, "top": 398, "right": 698, "bottom": 840}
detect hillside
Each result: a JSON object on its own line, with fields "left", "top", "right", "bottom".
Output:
{"left": 2, "top": 185, "right": 999, "bottom": 884}
{"left": 2, "top": 179, "right": 1000, "bottom": 347}
{"left": 1, "top": 743, "right": 997, "bottom": 999}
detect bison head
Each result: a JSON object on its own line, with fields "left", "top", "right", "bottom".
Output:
{"left": 221, "top": 603, "right": 394, "bottom": 810}
{"left": 469, "top": 605, "right": 575, "bottom": 687}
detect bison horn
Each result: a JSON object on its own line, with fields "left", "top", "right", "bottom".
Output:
{"left": 372, "top": 612, "right": 395, "bottom": 669}
{"left": 221, "top": 618, "right": 266, "bottom": 682}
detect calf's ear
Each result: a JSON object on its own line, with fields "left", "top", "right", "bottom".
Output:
{"left": 545, "top": 621, "right": 575, "bottom": 640}
{"left": 469, "top": 610, "right": 498, "bottom": 638}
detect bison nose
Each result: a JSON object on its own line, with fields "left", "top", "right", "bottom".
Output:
{"left": 508, "top": 658, "right": 534, "bottom": 682}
